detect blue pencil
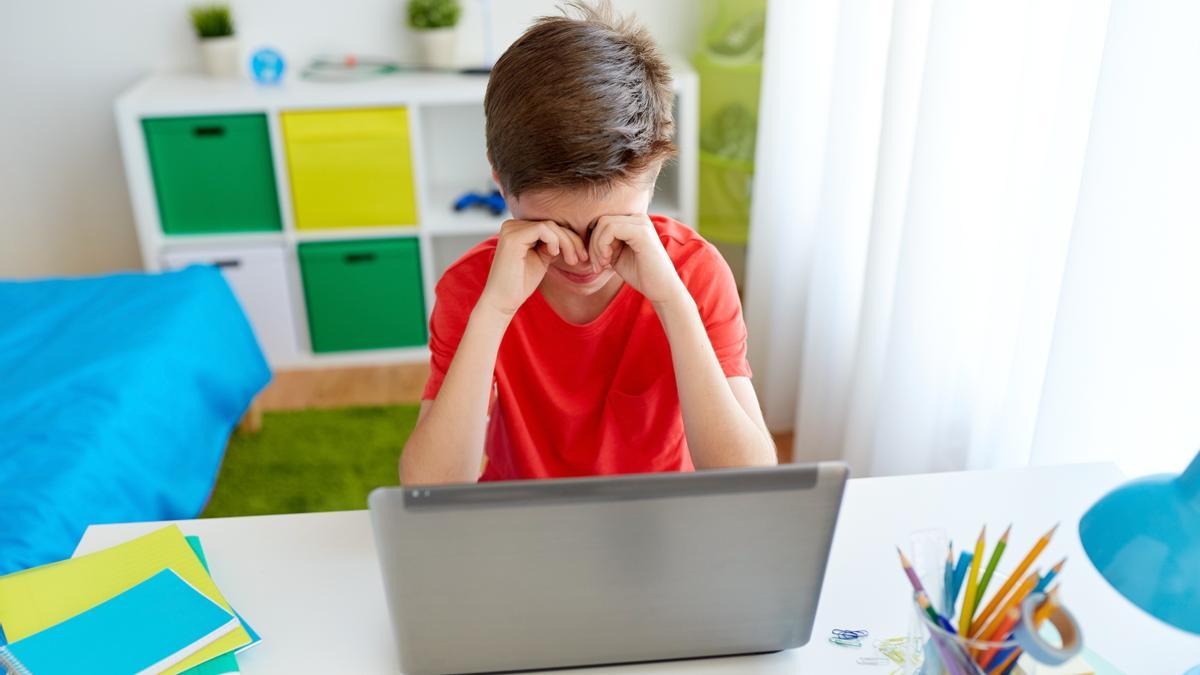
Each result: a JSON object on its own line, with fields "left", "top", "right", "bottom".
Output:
{"left": 1032, "top": 557, "right": 1066, "bottom": 594}
{"left": 949, "top": 550, "right": 973, "bottom": 613}
{"left": 944, "top": 543, "right": 955, "bottom": 615}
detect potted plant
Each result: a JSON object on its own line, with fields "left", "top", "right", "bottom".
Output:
{"left": 408, "top": 0, "right": 461, "bottom": 70}
{"left": 190, "top": 4, "right": 239, "bottom": 78}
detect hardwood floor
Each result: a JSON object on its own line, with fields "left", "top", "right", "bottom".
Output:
{"left": 772, "top": 431, "right": 794, "bottom": 464}
{"left": 257, "top": 365, "right": 795, "bottom": 463}
{"left": 258, "top": 364, "right": 430, "bottom": 411}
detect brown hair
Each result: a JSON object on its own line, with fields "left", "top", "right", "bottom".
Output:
{"left": 484, "top": 1, "right": 676, "bottom": 198}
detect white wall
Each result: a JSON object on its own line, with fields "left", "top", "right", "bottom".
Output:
{"left": 0, "top": 0, "right": 700, "bottom": 278}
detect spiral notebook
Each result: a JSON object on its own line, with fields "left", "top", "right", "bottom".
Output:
{"left": 0, "top": 568, "right": 238, "bottom": 675}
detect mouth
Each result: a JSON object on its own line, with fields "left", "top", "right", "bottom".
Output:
{"left": 553, "top": 266, "right": 604, "bottom": 285}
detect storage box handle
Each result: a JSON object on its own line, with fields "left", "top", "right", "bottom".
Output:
{"left": 344, "top": 252, "right": 377, "bottom": 264}
{"left": 212, "top": 259, "right": 241, "bottom": 269}
{"left": 193, "top": 125, "right": 226, "bottom": 138}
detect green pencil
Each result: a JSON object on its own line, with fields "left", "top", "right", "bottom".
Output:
{"left": 974, "top": 523, "right": 1010, "bottom": 610}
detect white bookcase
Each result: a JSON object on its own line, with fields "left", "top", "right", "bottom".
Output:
{"left": 114, "top": 60, "right": 698, "bottom": 369}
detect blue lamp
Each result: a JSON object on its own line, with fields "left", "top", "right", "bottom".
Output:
{"left": 1079, "top": 450, "right": 1200, "bottom": 634}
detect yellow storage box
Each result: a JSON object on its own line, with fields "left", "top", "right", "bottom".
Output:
{"left": 282, "top": 108, "right": 419, "bottom": 230}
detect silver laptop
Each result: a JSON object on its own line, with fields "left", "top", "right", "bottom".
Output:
{"left": 368, "top": 462, "right": 848, "bottom": 674}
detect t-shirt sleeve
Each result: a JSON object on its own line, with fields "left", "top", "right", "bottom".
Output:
{"left": 421, "top": 254, "right": 489, "bottom": 401}
{"left": 681, "top": 242, "right": 753, "bottom": 379}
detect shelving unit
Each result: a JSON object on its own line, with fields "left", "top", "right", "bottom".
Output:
{"left": 115, "top": 61, "right": 698, "bottom": 369}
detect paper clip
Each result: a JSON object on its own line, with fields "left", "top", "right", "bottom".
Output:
{"left": 874, "top": 636, "right": 910, "bottom": 665}
{"left": 832, "top": 628, "right": 869, "bottom": 640}
{"left": 857, "top": 656, "right": 892, "bottom": 666}
{"left": 829, "top": 636, "right": 863, "bottom": 648}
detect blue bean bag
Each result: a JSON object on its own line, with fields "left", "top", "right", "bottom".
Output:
{"left": 0, "top": 266, "right": 270, "bottom": 574}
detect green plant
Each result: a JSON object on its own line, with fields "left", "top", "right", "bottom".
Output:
{"left": 190, "top": 4, "right": 234, "bottom": 39}
{"left": 408, "top": 0, "right": 461, "bottom": 30}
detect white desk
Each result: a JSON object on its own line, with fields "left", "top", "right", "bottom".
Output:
{"left": 75, "top": 463, "right": 1200, "bottom": 674}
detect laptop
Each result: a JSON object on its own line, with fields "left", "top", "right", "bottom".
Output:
{"left": 368, "top": 462, "right": 848, "bottom": 674}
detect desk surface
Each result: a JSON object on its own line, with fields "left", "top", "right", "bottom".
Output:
{"left": 76, "top": 463, "right": 1199, "bottom": 674}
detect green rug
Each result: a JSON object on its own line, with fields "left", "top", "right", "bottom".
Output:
{"left": 202, "top": 404, "right": 419, "bottom": 518}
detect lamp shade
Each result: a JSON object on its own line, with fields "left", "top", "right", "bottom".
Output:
{"left": 1079, "top": 451, "right": 1200, "bottom": 634}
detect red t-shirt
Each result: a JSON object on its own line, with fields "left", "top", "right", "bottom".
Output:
{"left": 421, "top": 216, "right": 752, "bottom": 481}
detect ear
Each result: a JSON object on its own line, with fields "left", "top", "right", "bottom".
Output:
{"left": 490, "top": 166, "right": 507, "bottom": 200}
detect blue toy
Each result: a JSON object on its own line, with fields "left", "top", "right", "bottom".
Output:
{"left": 454, "top": 189, "right": 506, "bottom": 215}
{"left": 250, "top": 48, "right": 286, "bottom": 85}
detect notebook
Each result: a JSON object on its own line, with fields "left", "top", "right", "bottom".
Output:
{"left": 0, "top": 569, "right": 238, "bottom": 675}
{"left": 0, "top": 525, "right": 251, "bottom": 674}
{"left": 180, "top": 536, "right": 260, "bottom": 675}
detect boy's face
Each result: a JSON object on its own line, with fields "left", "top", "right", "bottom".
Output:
{"left": 506, "top": 176, "right": 654, "bottom": 297}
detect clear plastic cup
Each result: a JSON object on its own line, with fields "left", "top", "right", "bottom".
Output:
{"left": 902, "top": 530, "right": 1037, "bottom": 675}
{"left": 907, "top": 594, "right": 1035, "bottom": 675}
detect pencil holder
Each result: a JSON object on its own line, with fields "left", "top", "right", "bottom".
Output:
{"left": 907, "top": 595, "right": 1036, "bottom": 675}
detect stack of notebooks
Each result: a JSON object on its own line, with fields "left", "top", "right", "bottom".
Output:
{"left": 0, "top": 526, "right": 260, "bottom": 675}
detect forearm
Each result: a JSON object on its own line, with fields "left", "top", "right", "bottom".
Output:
{"left": 654, "top": 291, "right": 776, "bottom": 468}
{"left": 400, "top": 305, "right": 512, "bottom": 484}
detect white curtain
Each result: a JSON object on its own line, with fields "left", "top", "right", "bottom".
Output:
{"left": 744, "top": 0, "right": 1200, "bottom": 478}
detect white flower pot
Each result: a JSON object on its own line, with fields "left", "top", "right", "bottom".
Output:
{"left": 414, "top": 28, "right": 458, "bottom": 70}
{"left": 200, "top": 36, "right": 241, "bottom": 79}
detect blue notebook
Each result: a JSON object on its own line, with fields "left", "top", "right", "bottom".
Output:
{"left": 0, "top": 569, "right": 239, "bottom": 675}
{"left": 180, "top": 536, "right": 261, "bottom": 675}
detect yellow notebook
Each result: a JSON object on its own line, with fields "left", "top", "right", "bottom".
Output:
{"left": 0, "top": 525, "right": 250, "bottom": 674}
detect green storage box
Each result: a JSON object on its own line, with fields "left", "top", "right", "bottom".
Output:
{"left": 698, "top": 150, "right": 755, "bottom": 245}
{"left": 299, "top": 238, "right": 427, "bottom": 352}
{"left": 143, "top": 114, "right": 282, "bottom": 235}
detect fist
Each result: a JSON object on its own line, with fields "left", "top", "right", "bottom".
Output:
{"left": 588, "top": 214, "right": 686, "bottom": 304}
{"left": 479, "top": 219, "right": 588, "bottom": 315}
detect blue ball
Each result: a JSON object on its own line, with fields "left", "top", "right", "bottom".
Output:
{"left": 250, "top": 48, "right": 286, "bottom": 84}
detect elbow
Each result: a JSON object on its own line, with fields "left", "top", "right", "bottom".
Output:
{"left": 398, "top": 440, "right": 478, "bottom": 486}
{"left": 693, "top": 438, "right": 778, "bottom": 470}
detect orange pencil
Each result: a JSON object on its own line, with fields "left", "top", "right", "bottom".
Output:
{"left": 973, "top": 569, "right": 1040, "bottom": 639}
{"left": 977, "top": 607, "right": 1021, "bottom": 669}
{"left": 989, "top": 588, "right": 1059, "bottom": 674}
{"left": 971, "top": 523, "right": 1057, "bottom": 635}
{"left": 1033, "top": 586, "right": 1060, "bottom": 626}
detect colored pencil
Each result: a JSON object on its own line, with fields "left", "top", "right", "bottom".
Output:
{"left": 897, "top": 548, "right": 959, "bottom": 633}
{"left": 949, "top": 550, "right": 972, "bottom": 613}
{"left": 978, "top": 607, "right": 1021, "bottom": 669}
{"left": 1032, "top": 557, "right": 1066, "bottom": 594}
{"left": 943, "top": 543, "right": 955, "bottom": 615}
{"left": 973, "top": 569, "right": 1040, "bottom": 639}
{"left": 986, "top": 587, "right": 1060, "bottom": 675}
{"left": 916, "top": 590, "right": 946, "bottom": 628}
{"left": 988, "top": 643, "right": 1017, "bottom": 672}
{"left": 896, "top": 547, "right": 928, "bottom": 596}
{"left": 971, "top": 523, "right": 1058, "bottom": 635}
{"left": 989, "top": 649, "right": 1021, "bottom": 675}
{"left": 974, "top": 524, "right": 1010, "bottom": 609}
{"left": 959, "top": 525, "right": 986, "bottom": 633}
{"left": 925, "top": 622, "right": 968, "bottom": 675}
{"left": 1033, "top": 586, "right": 1059, "bottom": 626}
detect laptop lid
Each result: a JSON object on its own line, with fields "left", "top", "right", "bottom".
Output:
{"left": 369, "top": 462, "right": 847, "bottom": 674}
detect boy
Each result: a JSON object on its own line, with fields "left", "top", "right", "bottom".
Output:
{"left": 400, "top": 2, "right": 776, "bottom": 484}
